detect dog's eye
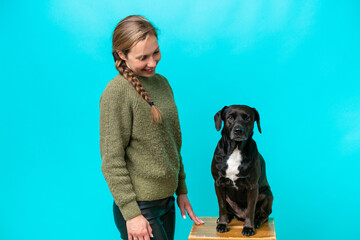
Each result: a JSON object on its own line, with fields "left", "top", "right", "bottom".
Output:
{"left": 245, "top": 116, "right": 251, "bottom": 122}
{"left": 227, "top": 116, "right": 234, "bottom": 121}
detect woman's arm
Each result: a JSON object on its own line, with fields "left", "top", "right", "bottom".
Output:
{"left": 99, "top": 82, "right": 141, "bottom": 220}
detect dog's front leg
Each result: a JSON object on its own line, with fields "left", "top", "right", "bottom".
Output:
{"left": 243, "top": 184, "right": 258, "bottom": 236}
{"left": 215, "top": 183, "right": 229, "bottom": 233}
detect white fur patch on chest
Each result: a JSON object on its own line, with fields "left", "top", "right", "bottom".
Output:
{"left": 225, "top": 147, "right": 242, "bottom": 184}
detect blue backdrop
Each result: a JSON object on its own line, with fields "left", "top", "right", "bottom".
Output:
{"left": 1, "top": 1, "right": 359, "bottom": 239}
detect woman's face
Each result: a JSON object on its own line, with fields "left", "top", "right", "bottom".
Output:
{"left": 119, "top": 34, "right": 161, "bottom": 78}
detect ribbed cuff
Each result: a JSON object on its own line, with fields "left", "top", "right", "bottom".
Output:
{"left": 120, "top": 200, "right": 141, "bottom": 221}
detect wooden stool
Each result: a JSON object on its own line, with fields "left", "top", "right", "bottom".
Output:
{"left": 188, "top": 217, "right": 276, "bottom": 240}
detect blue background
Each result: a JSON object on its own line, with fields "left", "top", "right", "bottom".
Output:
{"left": 1, "top": 0, "right": 360, "bottom": 239}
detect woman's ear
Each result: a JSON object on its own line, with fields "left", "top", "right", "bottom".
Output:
{"left": 117, "top": 50, "right": 127, "bottom": 61}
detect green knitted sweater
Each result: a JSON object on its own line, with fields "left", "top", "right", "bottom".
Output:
{"left": 99, "top": 73, "right": 187, "bottom": 220}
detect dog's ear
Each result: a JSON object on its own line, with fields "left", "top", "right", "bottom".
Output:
{"left": 214, "top": 106, "right": 227, "bottom": 131}
{"left": 252, "top": 108, "right": 262, "bottom": 133}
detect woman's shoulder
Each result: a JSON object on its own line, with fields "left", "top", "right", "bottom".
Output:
{"left": 100, "top": 74, "right": 137, "bottom": 102}
{"left": 105, "top": 74, "right": 132, "bottom": 91}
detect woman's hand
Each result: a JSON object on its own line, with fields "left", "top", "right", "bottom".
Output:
{"left": 177, "top": 194, "right": 204, "bottom": 225}
{"left": 126, "top": 214, "right": 153, "bottom": 240}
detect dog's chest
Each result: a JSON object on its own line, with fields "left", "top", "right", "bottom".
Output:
{"left": 225, "top": 148, "right": 242, "bottom": 183}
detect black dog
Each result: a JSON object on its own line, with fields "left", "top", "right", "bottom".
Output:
{"left": 211, "top": 105, "right": 273, "bottom": 236}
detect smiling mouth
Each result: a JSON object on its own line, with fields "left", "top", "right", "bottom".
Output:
{"left": 144, "top": 68, "right": 155, "bottom": 73}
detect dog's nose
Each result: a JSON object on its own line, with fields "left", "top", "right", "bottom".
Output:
{"left": 233, "top": 126, "right": 244, "bottom": 135}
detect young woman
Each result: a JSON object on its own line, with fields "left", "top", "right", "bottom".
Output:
{"left": 100, "top": 15, "right": 203, "bottom": 240}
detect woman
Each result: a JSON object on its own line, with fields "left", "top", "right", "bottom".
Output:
{"left": 100, "top": 15, "right": 203, "bottom": 240}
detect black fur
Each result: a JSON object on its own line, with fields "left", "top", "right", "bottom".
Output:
{"left": 211, "top": 105, "right": 273, "bottom": 236}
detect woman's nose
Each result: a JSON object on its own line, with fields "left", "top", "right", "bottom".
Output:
{"left": 147, "top": 57, "right": 157, "bottom": 67}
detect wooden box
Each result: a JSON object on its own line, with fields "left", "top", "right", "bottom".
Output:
{"left": 188, "top": 217, "right": 276, "bottom": 240}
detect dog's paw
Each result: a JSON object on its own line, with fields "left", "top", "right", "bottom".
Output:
{"left": 242, "top": 227, "right": 255, "bottom": 236}
{"left": 216, "top": 224, "right": 229, "bottom": 233}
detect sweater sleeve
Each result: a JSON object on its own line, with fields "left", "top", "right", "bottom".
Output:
{"left": 99, "top": 82, "right": 141, "bottom": 220}
{"left": 176, "top": 155, "right": 188, "bottom": 195}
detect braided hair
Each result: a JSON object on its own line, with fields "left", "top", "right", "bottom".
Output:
{"left": 112, "top": 15, "right": 162, "bottom": 123}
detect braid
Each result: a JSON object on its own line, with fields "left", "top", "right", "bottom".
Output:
{"left": 120, "top": 61, "right": 151, "bottom": 102}
{"left": 114, "top": 52, "right": 162, "bottom": 123}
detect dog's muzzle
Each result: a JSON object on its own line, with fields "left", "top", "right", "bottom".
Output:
{"left": 231, "top": 125, "right": 247, "bottom": 141}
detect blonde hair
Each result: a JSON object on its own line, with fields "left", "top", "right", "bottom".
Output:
{"left": 112, "top": 15, "right": 162, "bottom": 123}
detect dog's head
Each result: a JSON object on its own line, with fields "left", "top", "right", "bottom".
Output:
{"left": 214, "top": 105, "right": 261, "bottom": 141}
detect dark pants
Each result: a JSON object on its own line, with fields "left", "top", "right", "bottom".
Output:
{"left": 113, "top": 196, "right": 175, "bottom": 240}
